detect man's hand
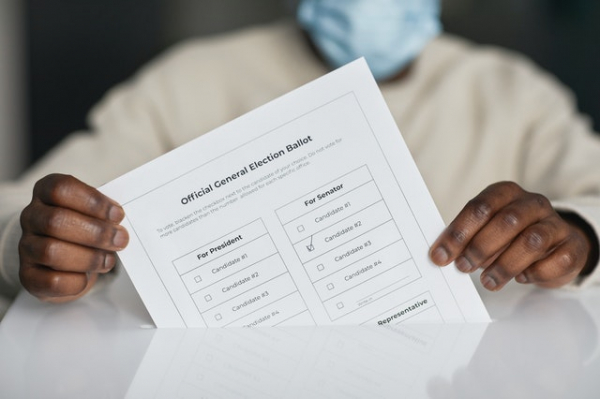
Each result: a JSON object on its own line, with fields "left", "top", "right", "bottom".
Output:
{"left": 429, "top": 181, "right": 596, "bottom": 290}
{"left": 19, "top": 174, "right": 129, "bottom": 302}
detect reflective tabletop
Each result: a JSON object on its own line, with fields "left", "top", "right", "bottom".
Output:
{"left": 1, "top": 271, "right": 599, "bottom": 398}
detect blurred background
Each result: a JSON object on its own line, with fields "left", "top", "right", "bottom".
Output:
{"left": 1, "top": 0, "right": 599, "bottom": 181}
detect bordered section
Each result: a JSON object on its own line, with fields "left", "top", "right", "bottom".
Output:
{"left": 171, "top": 219, "right": 311, "bottom": 327}
{"left": 276, "top": 166, "right": 429, "bottom": 322}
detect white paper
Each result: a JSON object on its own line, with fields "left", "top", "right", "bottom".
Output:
{"left": 100, "top": 59, "right": 490, "bottom": 327}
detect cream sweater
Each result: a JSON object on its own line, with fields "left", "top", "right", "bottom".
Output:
{"left": 2, "top": 21, "right": 600, "bottom": 312}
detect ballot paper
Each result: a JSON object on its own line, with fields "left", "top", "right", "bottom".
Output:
{"left": 100, "top": 59, "right": 490, "bottom": 328}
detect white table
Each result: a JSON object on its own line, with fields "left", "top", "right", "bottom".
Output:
{"left": 1, "top": 270, "right": 599, "bottom": 398}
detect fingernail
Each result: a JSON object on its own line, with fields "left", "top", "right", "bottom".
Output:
{"left": 104, "top": 253, "right": 115, "bottom": 270}
{"left": 515, "top": 273, "right": 528, "bottom": 284}
{"left": 113, "top": 228, "right": 129, "bottom": 249}
{"left": 455, "top": 256, "right": 477, "bottom": 273}
{"left": 431, "top": 246, "right": 450, "bottom": 265}
{"left": 481, "top": 274, "right": 498, "bottom": 290}
{"left": 109, "top": 205, "right": 125, "bottom": 223}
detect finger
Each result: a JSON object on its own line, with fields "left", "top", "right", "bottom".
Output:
{"left": 24, "top": 203, "right": 129, "bottom": 251}
{"left": 456, "top": 244, "right": 506, "bottom": 273}
{"left": 19, "top": 234, "right": 118, "bottom": 273}
{"left": 430, "top": 182, "right": 523, "bottom": 266}
{"left": 37, "top": 274, "right": 99, "bottom": 303}
{"left": 33, "top": 174, "right": 124, "bottom": 222}
{"left": 516, "top": 240, "right": 588, "bottom": 288}
{"left": 455, "top": 194, "right": 555, "bottom": 273}
{"left": 19, "top": 262, "right": 96, "bottom": 300}
{"left": 479, "top": 218, "right": 569, "bottom": 290}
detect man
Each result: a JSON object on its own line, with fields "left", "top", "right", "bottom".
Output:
{"left": 1, "top": 0, "right": 599, "bottom": 311}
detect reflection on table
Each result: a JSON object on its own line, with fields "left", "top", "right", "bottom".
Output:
{"left": 0, "top": 270, "right": 599, "bottom": 398}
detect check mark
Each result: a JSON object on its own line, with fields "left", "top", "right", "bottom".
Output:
{"left": 306, "top": 235, "right": 315, "bottom": 252}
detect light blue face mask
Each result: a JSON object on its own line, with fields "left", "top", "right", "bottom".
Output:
{"left": 297, "top": 0, "right": 442, "bottom": 81}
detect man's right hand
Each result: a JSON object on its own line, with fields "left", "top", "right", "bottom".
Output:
{"left": 18, "top": 174, "right": 129, "bottom": 302}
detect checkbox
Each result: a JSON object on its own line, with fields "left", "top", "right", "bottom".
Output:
{"left": 215, "top": 313, "right": 222, "bottom": 321}
{"left": 317, "top": 264, "right": 325, "bottom": 272}
{"left": 327, "top": 283, "right": 334, "bottom": 291}
{"left": 204, "top": 294, "right": 212, "bottom": 302}
{"left": 337, "top": 302, "right": 344, "bottom": 309}
{"left": 194, "top": 275, "right": 202, "bottom": 283}
{"left": 297, "top": 225, "right": 305, "bottom": 233}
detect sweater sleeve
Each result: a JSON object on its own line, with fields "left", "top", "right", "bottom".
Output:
{"left": 0, "top": 214, "right": 22, "bottom": 299}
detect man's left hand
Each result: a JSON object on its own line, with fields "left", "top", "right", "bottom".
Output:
{"left": 429, "top": 181, "right": 594, "bottom": 290}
